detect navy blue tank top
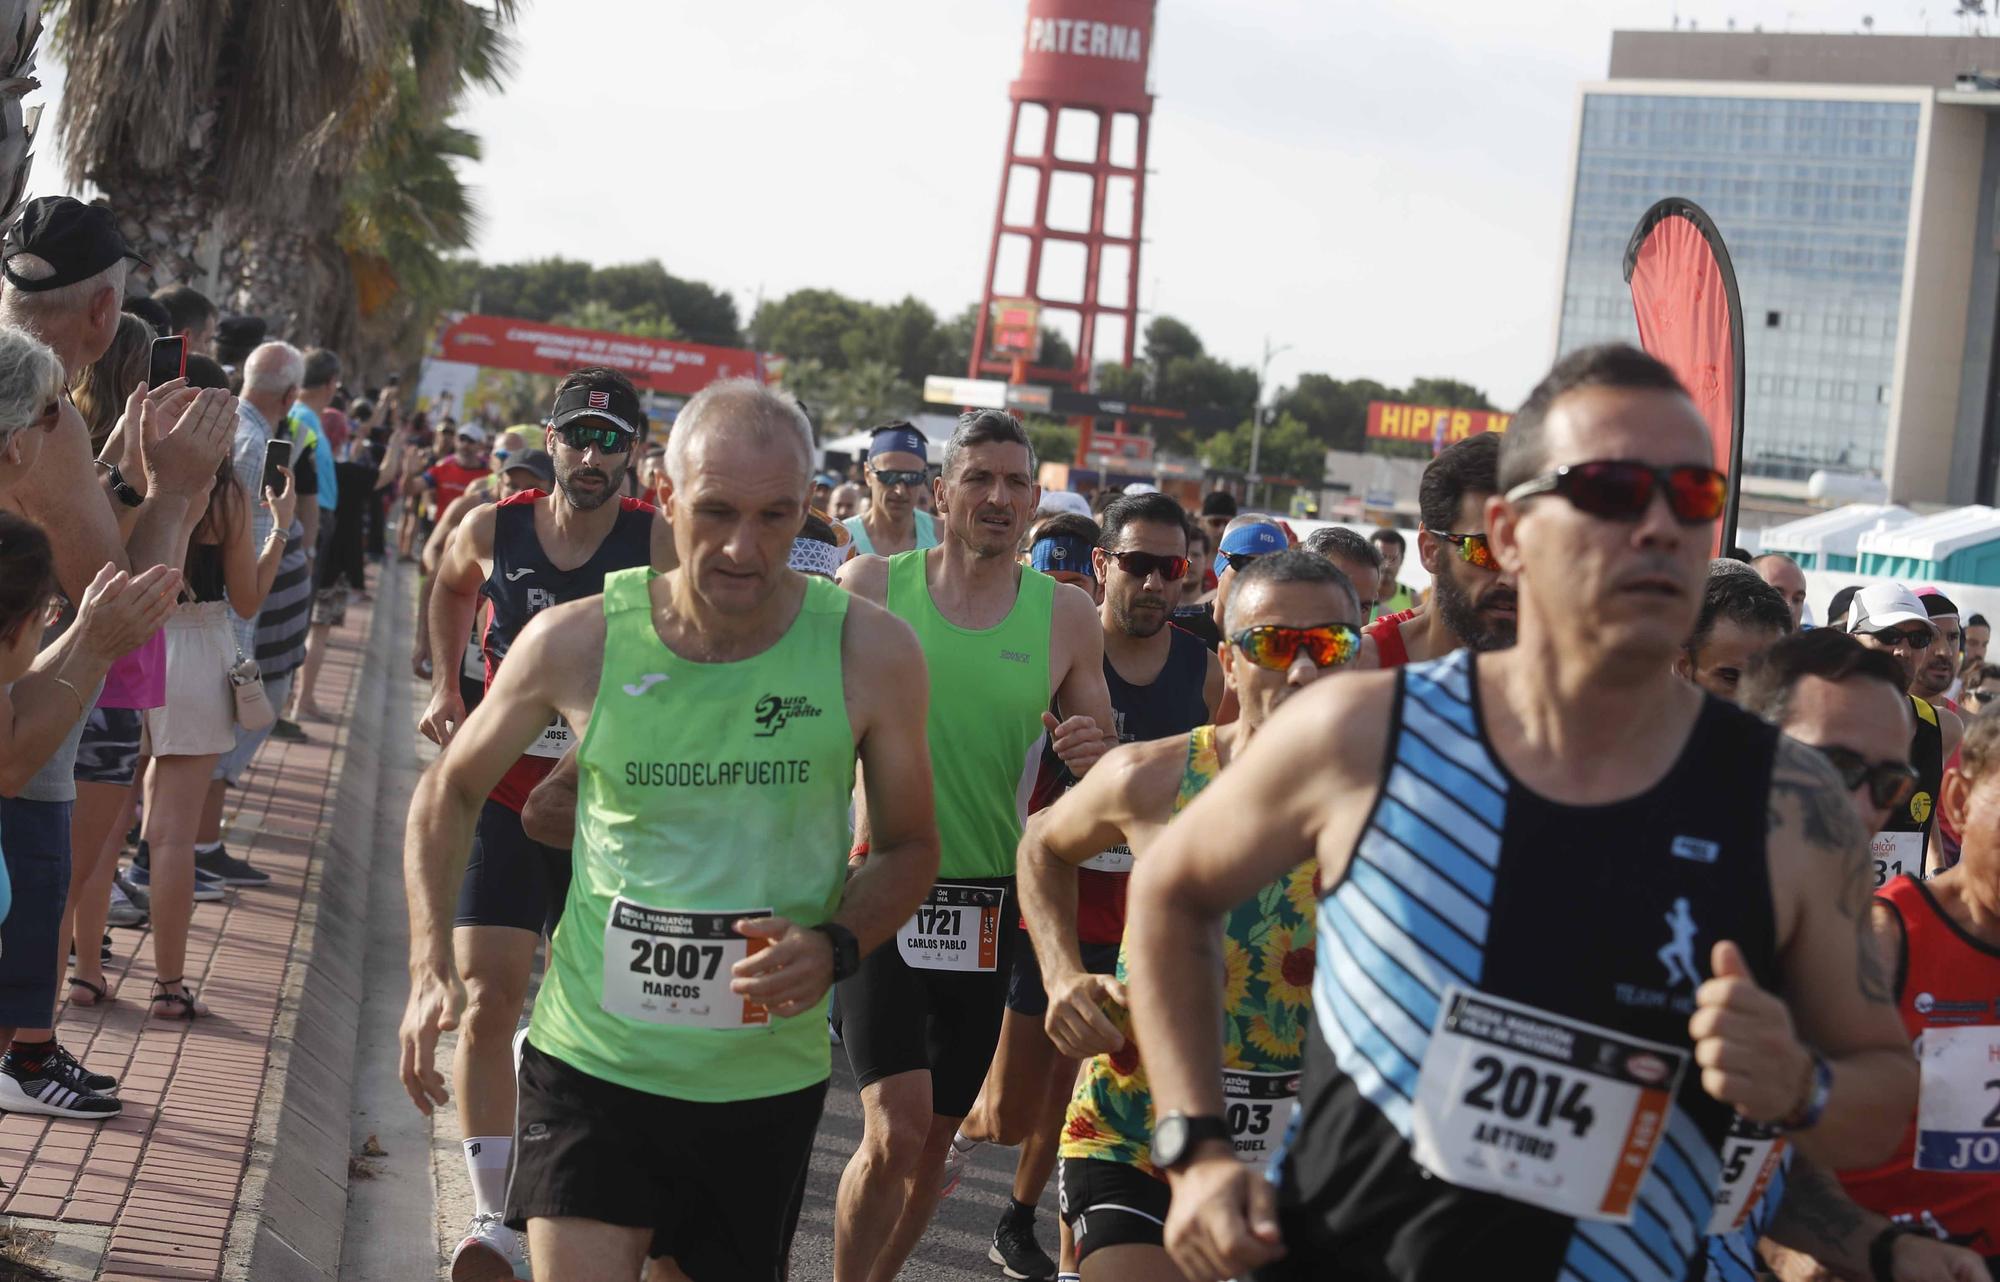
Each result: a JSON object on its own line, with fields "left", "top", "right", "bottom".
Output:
{"left": 479, "top": 492, "right": 654, "bottom": 677}
{"left": 1279, "top": 649, "right": 1781, "bottom": 1282}
{"left": 1106, "top": 623, "right": 1210, "bottom": 747}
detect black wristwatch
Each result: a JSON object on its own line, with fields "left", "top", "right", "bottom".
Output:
{"left": 1868, "top": 1224, "right": 1922, "bottom": 1282}
{"left": 102, "top": 462, "right": 143, "bottom": 508}
{"left": 813, "top": 922, "right": 860, "bottom": 982}
{"left": 1150, "top": 1112, "right": 1233, "bottom": 1170}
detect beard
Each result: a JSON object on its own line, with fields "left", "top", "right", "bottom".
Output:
{"left": 556, "top": 463, "right": 620, "bottom": 510}
{"left": 1434, "top": 568, "right": 1516, "bottom": 653}
{"left": 1113, "top": 592, "right": 1170, "bottom": 639}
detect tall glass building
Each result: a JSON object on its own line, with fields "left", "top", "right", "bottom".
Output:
{"left": 1555, "top": 33, "right": 2000, "bottom": 505}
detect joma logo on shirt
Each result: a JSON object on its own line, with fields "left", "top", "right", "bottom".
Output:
{"left": 754, "top": 693, "right": 823, "bottom": 737}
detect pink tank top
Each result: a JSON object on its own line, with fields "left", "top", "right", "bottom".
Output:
{"left": 95, "top": 632, "right": 165, "bottom": 710}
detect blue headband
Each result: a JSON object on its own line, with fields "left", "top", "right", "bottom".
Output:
{"left": 1219, "top": 522, "right": 1286, "bottom": 557}
{"left": 1030, "top": 535, "right": 1096, "bottom": 579}
{"left": 869, "top": 426, "right": 927, "bottom": 461}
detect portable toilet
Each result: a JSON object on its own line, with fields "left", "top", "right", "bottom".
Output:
{"left": 1757, "top": 503, "right": 1914, "bottom": 572}
{"left": 1855, "top": 506, "right": 2000, "bottom": 586}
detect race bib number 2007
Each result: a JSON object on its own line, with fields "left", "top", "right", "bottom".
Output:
{"left": 1411, "top": 987, "right": 1689, "bottom": 1224}
{"left": 600, "top": 899, "right": 769, "bottom": 1029}
{"left": 897, "top": 883, "right": 1002, "bottom": 973}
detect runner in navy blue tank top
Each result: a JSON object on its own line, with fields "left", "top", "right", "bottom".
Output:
{"left": 1117, "top": 345, "right": 1916, "bottom": 1282}
{"left": 409, "top": 368, "right": 672, "bottom": 1280}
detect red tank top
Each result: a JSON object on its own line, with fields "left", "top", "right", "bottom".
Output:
{"left": 1837, "top": 875, "right": 2000, "bottom": 1249}
{"left": 1364, "top": 608, "right": 1418, "bottom": 669}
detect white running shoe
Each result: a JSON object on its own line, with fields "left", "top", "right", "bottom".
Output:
{"left": 451, "top": 1212, "right": 529, "bottom": 1281}
{"left": 940, "top": 1130, "right": 983, "bottom": 1197}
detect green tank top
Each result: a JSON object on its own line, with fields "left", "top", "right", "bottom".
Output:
{"left": 1060, "top": 725, "right": 1319, "bottom": 1174}
{"left": 843, "top": 508, "right": 938, "bottom": 556}
{"left": 528, "top": 567, "right": 856, "bottom": 1101}
{"left": 886, "top": 549, "right": 1053, "bottom": 879}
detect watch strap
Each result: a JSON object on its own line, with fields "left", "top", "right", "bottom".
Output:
{"left": 813, "top": 922, "right": 859, "bottom": 982}
{"left": 1868, "top": 1224, "right": 1920, "bottom": 1282}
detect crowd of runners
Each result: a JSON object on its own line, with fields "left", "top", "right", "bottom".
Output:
{"left": 394, "top": 342, "right": 2000, "bottom": 1282}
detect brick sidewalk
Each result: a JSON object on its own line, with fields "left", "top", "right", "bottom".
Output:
{"left": 0, "top": 595, "right": 376, "bottom": 1282}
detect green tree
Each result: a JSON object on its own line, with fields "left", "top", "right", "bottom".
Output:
{"left": 1143, "top": 316, "right": 1204, "bottom": 371}
{"left": 1023, "top": 417, "right": 1078, "bottom": 467}
{"left": 1093, "top": 361, "right": 1148, "bottom": 400}
{"left": 752, "top": 288, "right": 870, "bottom": 370}
{"left": 555, "top": 298, "right": 680, "bottom": 341}
{"left": 0, "top": 1, "right": 42, "bottom": 227}
{"left": 1199, "top": 414, "right": 1324, "bottom": 485}
{"left": 1405, "top": 377, "right": 1496, "bottom": 410}
{"left": 1158, "top": 353, "right": 1257, "bottom": 419}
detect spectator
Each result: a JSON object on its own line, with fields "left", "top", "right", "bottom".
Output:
{"left": 331, "top": 397, "right": 378, "bottom": 598}
{"left": 212, "top": 314, "right": 266, "bottom": 382}
{"left": 120, "top": 296, "right": 169, "bottom": 336}
{"left": 71, "top": 312, "right": 151, "bottom": 455}
{"left": 392, "top": 412, "right": 435, "bottom": 562}
{"left": 151, "top": 284, "right": 217, "bottom": 356}
{"left": 283, "top": 349, "right": 341, "bottom": 724}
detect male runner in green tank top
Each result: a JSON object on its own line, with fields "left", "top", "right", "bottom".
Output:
{"left": 833, "top": 408, "right": 1117, "bottom": 1282}
{"left": 1020, "top": 548, "right": 1364, "bottom": 1281}
{"left": 399, "top": 379, "right": 939, "bottom": 1282}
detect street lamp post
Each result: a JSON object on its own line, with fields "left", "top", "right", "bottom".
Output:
{"left": 1248, "top": 335, "right": 1293, "bottom": 509}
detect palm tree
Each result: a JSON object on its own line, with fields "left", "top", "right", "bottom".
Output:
{"left": 0, "top": 1, "right": 42, "bottom": 230}
{"left": 52, "top": 0, "right": 514, "bottom": 339}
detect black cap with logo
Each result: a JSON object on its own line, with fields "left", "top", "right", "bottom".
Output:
{"left": 547, "top": 375, "right": 643, "bottom": 439}
{"left": 2, "top": 197, "right": 147, "bottom": 292}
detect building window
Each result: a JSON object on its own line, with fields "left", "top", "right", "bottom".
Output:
{"left": 1766, "top": 311, "right": 1782, "bottom": 328}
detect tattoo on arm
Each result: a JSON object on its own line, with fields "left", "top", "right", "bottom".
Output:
{"left": 1768, "top": 737, "right": 1893, "bottom": 1004}
{"left": 1774, "top": 1158, "right": 1869, "bottom": 1258}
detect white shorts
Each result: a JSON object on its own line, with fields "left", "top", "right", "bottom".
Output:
{"left": 142, "top": 601, "right": 238, "bottom": 758}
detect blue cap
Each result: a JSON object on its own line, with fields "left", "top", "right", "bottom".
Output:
{"left": 1219, "top": 523, "right": 1286, "bottom": 557}
{"left": 1030, "top": 535, "right": 1096, "bottom": 579}
{"left": 869, "top": 424, "right": 927, "bottom": 461}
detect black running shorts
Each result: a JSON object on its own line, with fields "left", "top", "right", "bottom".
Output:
{"left": 1058, "top": 1157, "right": 1170, "bottom": 1263}
{"left": 1005, "top": 927, "right": 1120, "bottom": 1018}
{"left": 452, "top": 798, "right": 570, "bottom": 935}
{"left": 836, "top": 876, "right": 1017, "bottom": 1118}
{"left": 507, "top": 1041, "right": 825, "bottom": 1281}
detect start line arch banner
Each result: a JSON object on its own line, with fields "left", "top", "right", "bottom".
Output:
{"left": 430, "top": 313, "right": 771, "bottom": 398}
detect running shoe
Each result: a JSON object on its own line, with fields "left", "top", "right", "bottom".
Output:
{"left": 450, "top": 1211, "right": 530, "bottom": 1281}
{"left": 940, "top": 1130, "right": 983, "bottom": 1197}
{"left": 113, "top": 867, "right": 150, "bottom": 914}
{"left": 46, "top": 1044, "right": 116, "bottom": 1094}
{"left": 0, "top": 1052, "right": 120, "bottom": 1119}
{"left": 990, "top": 1217, "right": 1056, "bottom": 1280}
{"left": 129, "top": 845, "right": 226, "bottom": 903}
{"left": 106, "top": 880, "right": 147, "bottom": 928}
{"left": 269, "top": 719, "right": 309, "bottom": 744}
{"left": 195, "top": 843, "right": 272, "bottom": 887}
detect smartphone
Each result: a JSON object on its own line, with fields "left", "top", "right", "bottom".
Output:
{"left": 148, "top": 335, "right": 186, "bottom": 388}
{"left": 262, "top": 438, "right": 292, "bottom": 494}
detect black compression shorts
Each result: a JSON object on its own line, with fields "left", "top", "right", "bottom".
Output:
{"left": 835, "top": 876, "right": 1017, "bottom": 1118}
{"left": 507, "top": 1041, "right": 825, "bottom": 1281}
{"left": 453, "top": 798, "right": 569, "bottom": 935}
{"left": 1059, "top": 1157, "right": 1170, "bottom": 1263}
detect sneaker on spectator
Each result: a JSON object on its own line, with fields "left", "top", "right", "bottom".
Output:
{"left": 113, "top": 868, "right": 149, "bottom": 914}
{"left": 195, "top": 844, "right": 272, "bottom": 887}
{"left": 0, "top": 1049, "right": 119, "bottom": 1119}
{"left": 269, "top": 719, "right": 309, "bottom": 744}
{"left": 45, "top": 1044, "right": 115, "bottom": 1093}
{"left": 129, "top": 844, "right": 226, "bottom": 903}
{"left": 106, "top": 880, "right": 147, "bottom": 928}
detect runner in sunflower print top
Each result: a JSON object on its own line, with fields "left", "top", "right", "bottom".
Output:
{"left": 1018, "top": 548, "right": 1365, "bottom": 1280}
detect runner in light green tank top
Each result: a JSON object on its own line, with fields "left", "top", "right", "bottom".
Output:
{"left": 527, "top": 566, "right": 856, "bottom": 1101}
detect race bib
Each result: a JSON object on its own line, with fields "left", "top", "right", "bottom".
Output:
{"left": 1872, "top": 830, "right": 1922, "bottom": 888}
{"left": 897, "top": 883, "right": 1002, "bottom": 972}
{"left": 1705, "top": 1120, "right": 1787, "bottom": 1234}
{"left": 600, "top": 898, "right": 769, "bottom": 1029}
{"left": 461, "top": 639, "right": 484, "bottom": 681}
{"left": 1914, "top": 1025, "right": 2000, "bottom": 1172}
{"left": 1411, "top": 987, "right": 1688, "bottom": 1224}
{"left": 1224, "top": 1069, "right": 1298, "bottom": 1163}
{"left": 1081, "top": 844, "right": 1134, "bottom": 873}
{"left": 524, "top": 713, "right": 573, "bottom": 759}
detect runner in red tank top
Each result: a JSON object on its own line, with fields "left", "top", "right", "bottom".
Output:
{"left": 1359, "top": 435, "right": 1516, "bottom": 669}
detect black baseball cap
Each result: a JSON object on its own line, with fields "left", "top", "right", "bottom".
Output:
{"left": 2, "top": 197, "right": 146, "bottom": 292}
{"left": 216, "top": 314, "right": 268, "bottom": 350}
{"left": 547, "top": 377, "right": 642, "bottom": 438}
{"left": 504, "top": 449, "right": 556, "bottom": 488}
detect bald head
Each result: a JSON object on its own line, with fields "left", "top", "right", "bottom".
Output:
{"left": 243, "top": 341, "right": 304, "bottom": 395}
{"left": 664, "top": 378, "right": 814, "bottom": 491}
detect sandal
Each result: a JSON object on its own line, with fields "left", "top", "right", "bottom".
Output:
{"left": 148, "top": 978, "right": 206, "bottom": 1020}
{"left": 67, "top": 976, "right": 108, "bottom": 1007}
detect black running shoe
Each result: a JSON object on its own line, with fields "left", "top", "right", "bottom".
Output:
{"left": 45, "top": 1044, "right": 116, "bottom": 1094}
{"left": 989, "top": 1216, "right": 1056, "bottom": 1281}
{"left": 0, "top": 1052, "right": 119, "bottom": 1119}
{"left": 195, "top": 843, "right": 272, "bottom": 887}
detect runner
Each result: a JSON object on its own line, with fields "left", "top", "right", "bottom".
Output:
{"left": 1848, "top": 583, "right": 1965, "bottom": 879}
{"left": 1913, "top": 588, "right": 1966, "bottom": 716}
{"left": 1019, "top": 548, "right": 1360, "bottom": 1282}
{"left": 1301, "top": 526, "right": 1383, "bottom": 620}
{"left": 1361, "top": 433, "right": 1516, "bottom": 669}
{"left": 401, "top": 377, "right": 937, "bottom": 1282}
{"left": 1122, "top": 344, "right": 1916, "bottom": 1282}
{"left": 413, "top": 369, "right": 671, "bottom": 1281}
{"left": 1172, "top": 521, "right": 1223, "bottom": 650}
{"left": 1672, "top": 562, "right": 1790, "bottom": 702}
{"left": 1210, "top": 519, "right": 1286, "bottom": 637}
{"left": 1749, "top": 552, "right": 1808, "bottom": 631}
{"left": 832, "top": 408, "right": 1115, "bottom": 1282}
{"left": 426, "top": 422, "right": 489, "bottom": 514}
{"left": 842, "top": 421, "right": 938, "bottom": 557}
{"left": 1025, "top": 512, "right": 1103, "bottom": 599}
{"left": 961, "top": 493, "right": 1221, "bottom": 1280}
{"left": 1372, "top": 527, "right": 1415, "bottom": 617}
{"left": 413, "top": 447, "right": 555, "bottom": 703}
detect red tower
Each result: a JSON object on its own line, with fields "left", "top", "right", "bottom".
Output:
{"left": 970, "top": 0, "right": 1156, "bottom": 392}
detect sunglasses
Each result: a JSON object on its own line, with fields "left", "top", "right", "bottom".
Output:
{"left": 871, "top": 467, "right": 927, "bottom": 489}
{"left": 1866, "top": 624, "right": 1936, "bottom": 651}
{"left": 1812, "top": 745, "right": 1920, "bottom": 811}
{"left": 1105, "top": 550, "right": 1190, "bottom": 582}
{"left": 1221, "top": 551, "right": 1264, "bottom": 574}
{"left": 1505, "top": 460, "right": 1727, "bottom": 524}
{"left": 555, "top": 423, "right": 633, "bottom": 454}
{"left": 1230, "top": 621, "right": 1362, "bottom": 671}
{"left": 1966, "top": 687, "right": 2000, "bottom": 705}
{"left": 1432, "top": 529, "right": 1498, "bottom": 571}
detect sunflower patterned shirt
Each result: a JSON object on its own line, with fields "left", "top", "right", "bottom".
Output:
{"left": 1058, "top": 724, "right": 1319, "bottom": 1177}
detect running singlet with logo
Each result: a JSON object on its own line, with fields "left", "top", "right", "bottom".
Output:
{"left": 842, "top": 509, "right": 938, "bottom": 557}
{"left": 1874, "top": 696, "right": 1943, "bottom": 884}
{"left": 427, "top": 457, "right": 486, "bottom": 510}
{"left": 481, "top": 491, "right": 654, "bottom": 811}
{"left": 1062, "top": 726, "right": 1317, "bottom": 1175}
{"left": 886, "top": 550, "right": 1052, "bottom": 879}
{"left": 1836, "top": 875, "right": 2000, "bottom": 1250}
{"left": 528, "top": 568, "right": 855, "bottom": 1101}
{"left": 1365, "top": 608, "right": 1419, "bottom": 670}
{"left": 1279, "top": 650, "right": 1782, "bottom": 1280}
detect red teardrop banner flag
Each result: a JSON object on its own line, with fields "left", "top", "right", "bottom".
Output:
{"left": 1623, "top": 198, "right": 1746, "bottom": 555}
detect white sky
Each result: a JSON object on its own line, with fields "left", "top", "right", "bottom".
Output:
{"left": 23, "top": 1, "right": 1958, "bottom": 406}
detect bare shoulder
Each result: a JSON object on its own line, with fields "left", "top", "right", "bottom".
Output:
{"left": 840, "top": 590, "right": 922, "bottom": 667}
{"left": 1050, "top": 578, "right": 1099, "bottom": 632}
{"left": 455, "top": 498, "right": 499, "bottom": 549}
{"left": 1097, "top": 733, "right": 1196, "bottom": 821}
{"left": 836, "top": 552, "right": 891, "bottom": 603}
{"left": 510, "top": 596, "right": 606, "bottom": 711}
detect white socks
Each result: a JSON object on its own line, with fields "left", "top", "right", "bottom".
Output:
{"left": 463, "top": 1136, "right": 512, "bottom": 1217}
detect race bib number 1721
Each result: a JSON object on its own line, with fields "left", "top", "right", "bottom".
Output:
{"left": 896, "top": 883, "right": 1002, "bottom": 973}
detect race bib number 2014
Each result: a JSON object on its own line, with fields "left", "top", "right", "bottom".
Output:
{"left": 897, "top": 883, "right": 1002, "bottom": 973}
{"left": 600, "top": 899, "right": 769, "bottom": 1030}
{"left": 1411, "top": 987, "right": 1689, "bottom": 1224}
